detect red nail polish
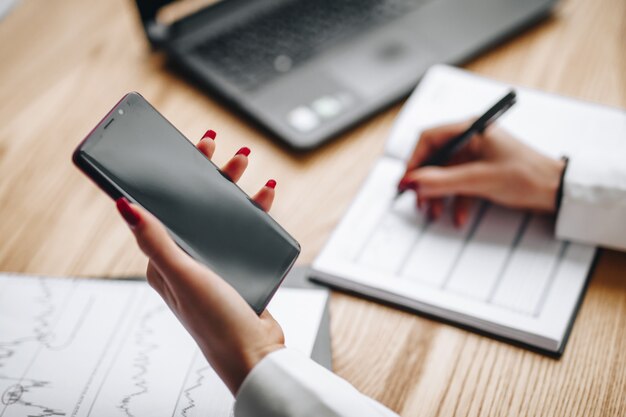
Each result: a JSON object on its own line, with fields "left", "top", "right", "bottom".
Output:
{"left": 236, "top": 147, "right": 251, "bottom": 157}
{"left": 116, "top": 197, "right": 141, "bottom": 227}
{"left": 265, "top": 179, "right": 277, "bottom": 189}
{"left": 202, "top": 130, "right": 217, "bottom": 140}
{"left": 398, "top": 178, "right": 418, "bottom": 192}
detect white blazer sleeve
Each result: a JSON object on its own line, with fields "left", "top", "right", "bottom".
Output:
{"left": 234, "top": 348, "right": 399, "bottom": 417}
{"left": 556, "top": 156, "right": 626, "bottom": 251}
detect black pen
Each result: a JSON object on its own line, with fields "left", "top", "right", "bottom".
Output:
{"left": 395, "top": 89, "right": 517, "bottom": 199}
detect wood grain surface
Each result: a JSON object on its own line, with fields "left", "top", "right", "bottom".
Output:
{"left": 0, "top": 0, "right": 624, "bottom": 415}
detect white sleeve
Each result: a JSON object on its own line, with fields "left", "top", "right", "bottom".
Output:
{"left": 556, "top": 156, "right": 626, "bottom": 251}
{"left": 234, "top": 348, "right": 399, "bottom": 417}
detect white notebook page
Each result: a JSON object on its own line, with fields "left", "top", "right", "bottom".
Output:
{"left": 312, "top": 65, "right": 622, "bottom": 351}
{"left": 314, "top": 158, "right": 595, "bottom": 351}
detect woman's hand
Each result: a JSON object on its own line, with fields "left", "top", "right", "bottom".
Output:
{"left": 115, "top": 130, "right": 284, "bottom": 395}
{"left": 398, "top": 120, "right": 566, "bottom": 226}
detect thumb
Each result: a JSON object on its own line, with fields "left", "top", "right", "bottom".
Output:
{"left": 116, "top": 197, "right": 194, "bottom": 279}
{"left": 407, "top": 163, "right": 495, "bottom": 198}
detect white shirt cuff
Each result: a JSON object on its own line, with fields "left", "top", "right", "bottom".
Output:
{"left": 234, "top": 348, "right": 398, "bottom": 417}
{"left": 556, "top": 156, "right": 626, "bottom": 251}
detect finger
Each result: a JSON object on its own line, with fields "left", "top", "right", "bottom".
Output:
{"left": 405, "top": 163, "right": 495, "bottom": 199}
{"left": 400, "top": 143, "right": 477, "bottom": 195}
{"left": 416, "top": 193, "right": 428, "bottom": 212}
{"left": 221, "top": 147, "right": 250, "bottom": 183}
{"left": 116, "top": 198, "right": 195, "bottom": 281}
{"left": 197, "top": 129, "right": 217, "bottom": 159}
{"left": 405, "top": 120, "right": 473, "bottom": 172}
{"left": 453, "top": 196, "right": 473, "bottom": 228}
{"left": 259, "top": 309, "right": 280, "bottom": 325}
{"left": 427, "top": 198, "right": 445, "bottom": 221}
{"left": 252, "top": 179, "right": 276, "bottom": 212}
{"left": 416, "top": 194, "right": 424, "bottom": 211}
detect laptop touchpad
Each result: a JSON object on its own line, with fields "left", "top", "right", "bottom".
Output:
{"left": 326, "top": 28, "right": 437, "bottom": 98}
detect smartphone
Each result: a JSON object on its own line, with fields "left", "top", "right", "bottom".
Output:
{"left": 73, "top": 92, "right": 300, "bottom": 313}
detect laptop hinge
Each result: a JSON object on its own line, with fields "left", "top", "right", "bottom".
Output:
{"left": 133, "top": 0, "right": 174, "bottom": 47}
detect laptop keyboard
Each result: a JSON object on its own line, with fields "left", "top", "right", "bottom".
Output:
{"left": 192, "top": 0, "right": 429, "bottom": 90}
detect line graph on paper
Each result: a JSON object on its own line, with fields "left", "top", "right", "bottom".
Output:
{"left": 1, "top": 375, "right": 64, "bottom": 417}
{"left": 172, "top": 353, "right": 233, "bottom": 417}
{"left": 0, "top": 275, "right": 235, "bottom": 417}
{"left": 0, "top": 274, "right": 324, "bottom": 417}
{"left": 0, "top": 277, "right": 93, "bottom": 417}
{"left": 117, "top": 306, "right": 164, "bottom": 417}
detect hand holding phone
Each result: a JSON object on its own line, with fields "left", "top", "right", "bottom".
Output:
{"left": 114, "top": 160, "right": 286, "bottom": 396}
{"left": 73, "top": 93, "right": 296, "bottom": 394}
{"left": 73, "top": 93, "right": 300, "bottom": 313}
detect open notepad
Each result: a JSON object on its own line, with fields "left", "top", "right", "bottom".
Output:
{"left": 312, "top": 65, "right": 626, "bottom": 355}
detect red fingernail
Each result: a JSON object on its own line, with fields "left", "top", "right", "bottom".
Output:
{"left": 236, "top": 147, "right": 251, "bottom": 157}
{"left": 202, "top": 130, "right": 217, "bottom": 140}
{"left": 265, "top": 179, "right": 277, "bottom": 189}
{"left": 398, "top": 178, "right": 418, "bottom": 192}
{"left": 116, "top": 197, "right": 141, "bottom": 227}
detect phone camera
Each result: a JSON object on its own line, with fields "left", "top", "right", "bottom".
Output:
{"left": 118, "top": 109, "right": 124, "bottom": 115}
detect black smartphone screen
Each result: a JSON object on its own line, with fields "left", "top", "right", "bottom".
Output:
{"left": 75, "top": 93, "right": 300, "bottom": 313}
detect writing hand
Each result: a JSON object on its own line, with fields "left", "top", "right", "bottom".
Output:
{"left": 398, "top": 121, "right": 565, "bottom": 226}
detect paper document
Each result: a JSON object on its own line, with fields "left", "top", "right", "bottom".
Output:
{"left": 0, "top": 274, "right": 328, "bottom": 417}
{"left": 312, "top": 65, "right": 625, "bottom": 354}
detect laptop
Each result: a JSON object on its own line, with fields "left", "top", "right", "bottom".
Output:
{"left": 133, "top": 0, "right": 556, "bottom": 150}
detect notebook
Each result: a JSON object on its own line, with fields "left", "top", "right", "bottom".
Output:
{"left": 311, "top": 65, "right": 626, "bottom": 355}
{"left": 0, "top": 271, "right": 329, "bottom": 417}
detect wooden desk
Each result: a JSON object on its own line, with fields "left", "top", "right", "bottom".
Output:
{"left": 1, "top": 0, "right": 624, "bottom": 415}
